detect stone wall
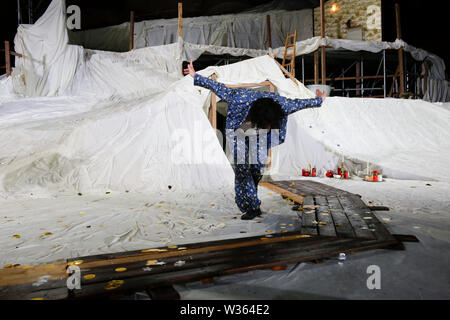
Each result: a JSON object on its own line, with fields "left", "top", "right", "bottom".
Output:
{"left": 314, "top": 0, "right": 382, "bottom": 42}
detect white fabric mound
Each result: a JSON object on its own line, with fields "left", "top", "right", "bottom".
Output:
{"left": 273, "top": 97, "right": 450, "bottom": 181}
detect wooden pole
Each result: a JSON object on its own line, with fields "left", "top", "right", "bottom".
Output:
{"left": 178, "top": 2, "right": 183, "bottom": 38}
{"left": 314, "top": 51, "right": 319, "bottom": 84}
{"left": 320, "top": 0, "right": 326, "bottom": 85}
{"left": 356, "top": 61, "right": 361, "bottom": 96}
{"left": 5, "top": 41, "right": 11, "bottom": 77}
{"left": 395, "top": 3, "right": 405, "bottom": 95}
{"left": 209, "top": 74, "right": 218, "bottom": 130}
{"left": 266, "top": 15, "right": 272, "bottom": 48}
{"left": 423, "top": 60, "right": 429, "bottom": 97}
{"left": 129, "top": 11, "right": 135, "bottom": 51}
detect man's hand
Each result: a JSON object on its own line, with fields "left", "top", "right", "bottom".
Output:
{"left": 316, "top": 89, "right": 326, "bottom": 102}
{"left": 183, "top": 59, "right": 196, "bottom": 77}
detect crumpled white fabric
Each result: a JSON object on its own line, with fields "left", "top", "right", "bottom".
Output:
{"left": 13, "top": 0, "right": 83, "bottom": 96}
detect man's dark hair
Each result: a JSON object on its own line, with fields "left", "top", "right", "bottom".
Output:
{"left": 248, "top": 98, "right": 283, "bottom": 130}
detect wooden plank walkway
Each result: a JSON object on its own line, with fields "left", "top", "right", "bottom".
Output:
{"left": 0, "top": 180, "right": 404, "bottom": 300}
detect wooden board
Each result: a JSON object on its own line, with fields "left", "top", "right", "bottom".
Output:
{"left": 268, "top": 180, "right": 355, "bottom": 197}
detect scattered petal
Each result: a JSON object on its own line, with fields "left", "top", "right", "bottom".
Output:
{"left": 115, "top": 267, "right": 127, "bottom": 272}
{"left": 105, "top": 280, "right": 124, "bottom": 290}
{"left": 83, "top": 274, "right": 96, "bottom": 280}
{"left": 12, "top": 235, "right": 21, "bottom": 239}
{"left": 146, "top": 260, "right": 159, "bottom": 266}
{"left": 67, "top": 260, "right": 83, "bottom": 266}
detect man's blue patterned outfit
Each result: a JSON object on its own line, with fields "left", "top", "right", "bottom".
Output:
{"left": 194, "top": 74, "right": 323, "bottom": 213}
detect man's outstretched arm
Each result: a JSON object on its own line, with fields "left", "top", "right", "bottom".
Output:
{"left": 185, "top": 60, "right": 237, "bottom": 103}
{"left": 268, "top": 90, "right": 325, "bottom": 115}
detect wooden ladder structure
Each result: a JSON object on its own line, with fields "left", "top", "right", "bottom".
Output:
{"left": 281, "top": 30, "right": 297, "bottom": 77}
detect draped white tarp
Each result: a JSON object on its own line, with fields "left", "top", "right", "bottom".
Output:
{"left": 68, "top": 9, "right": 314, "bottom": 52}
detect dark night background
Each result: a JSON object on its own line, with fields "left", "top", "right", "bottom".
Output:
{"left": 1, "top": 0, "right": 449, "bottom": 76}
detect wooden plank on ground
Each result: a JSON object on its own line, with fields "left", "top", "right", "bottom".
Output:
{"left": 337, "top": 196, "right": 376, "bottom": 240}
{"left": 314, "top": 196, "right": 337, "bottom": 237}
{"left": 343, "top": 195, "right": 396, "bottom": 242}
{"left": 271, "top": 180, "right": 354, "bottom": 197}
{"left": 300, "top": 196, "right": 318, "bottom": 236}
{"left": 326, "top": 196, "right": 357, "bottom": 238}
{"left": 259, "top": 182, "right": 304, "bottom": 204}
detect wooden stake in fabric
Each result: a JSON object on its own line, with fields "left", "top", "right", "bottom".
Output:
{"left": 209, "top": 74, "right": 218, "bottom": 130}
{"left": 395, "top": 3, "right": 405, "bottom": 95}
{"left": 320, "top": 0, "right": 325, "bottom": 38}
{"left": 178, "top": 3, "right": 183, "bottom": 38}
{"left": 321, "top": 46, "right": 326, "bottom": 85}
{"left": 129, "top": 11, "right": 135, "bottom": 51}
{"left": 266, "top": 15, "right": 272, "bottom": 48}
{"left": 314, "top": 51, "right": 319, "bottom": 84}
{"left": 4, "top": 41, "right": 11, "bottom": 77}
{"left": 320, "top": 0, "right": 326, "bottom": 85}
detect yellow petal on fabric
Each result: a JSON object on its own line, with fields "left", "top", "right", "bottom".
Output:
{"left": 105, "top": 192, "right": 111, "bottom": 194}
{"left": 146, "top": 260, "right": 159, "bottom": 266}
{"left": 168, "top": 245, "right": 178, "bottom": 249}
{"left": 12, "top": 235, "right": 21, "bottom": 239}
{"left": 295, "top": 235, "right": 312, "bottom": 239}
{"left": 79, "top": 212, "right": 87, "bottom": 215}
{"left": 105, "top": 280, "right": 124, "bottom": 290}
{"left": 44, "top": 232, "right": 52, "bottom": 236}
{"left": 115, "top": 267, "right": 127, "bottom": 272}
{"left": 265, "top": 230, "right": 273, "bottom": 233}
{"left": 83, "top": 274, "right": 96, "bottom": 280}
{"left": 31, "top": 298, "right": 44, "bottom": 300}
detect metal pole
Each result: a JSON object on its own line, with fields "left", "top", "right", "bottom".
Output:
{"left": 28, "top": 0, "right": 33, "bottom": 24}
{"left": 302, "top": 56, "right": 305, "bottom": 83}
{"left": 361, "top": 56, "right": 364, "bottom": 97}
{"left": 383, "top": 50, "right": 387, "bottom": 98}
{"left": 17, "top": 0, "right": 22, "bottom": 24}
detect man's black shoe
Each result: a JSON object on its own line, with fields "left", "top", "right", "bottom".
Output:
{"left": 241, "top": 209, "right": 262, "bottom": 220}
